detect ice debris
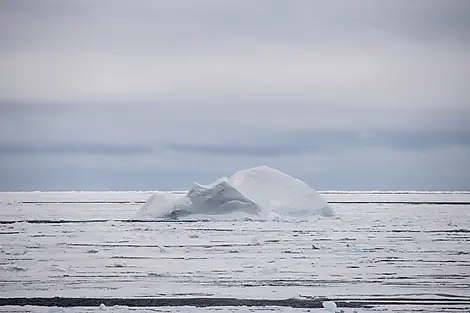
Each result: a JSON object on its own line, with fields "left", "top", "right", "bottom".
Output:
{"left": 137, "top": 166, "right": 334, "bottom": 219}
{"left": 322, "top": 301, "right": 338, "bottom": 312}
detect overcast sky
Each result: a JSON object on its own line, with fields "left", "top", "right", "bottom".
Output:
{"left": 1, "top": 0, "right": 469, "bottom": 191}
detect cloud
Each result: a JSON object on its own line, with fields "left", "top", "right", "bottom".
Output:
{"left": 1, "top": 1, "right": 469, "bottom": 135}
{"left": 366, "top": 130, "right": 470, "bottom": 150}
{"left": 2, "top": 144, "right": 469, "bottom": 191}
{"left": 284, "top": 129, "right": 470, "bottom": 151}
{"left": 0, "top": 166, "right": 208, "bottom": 191}
{"left": 0, "top": 1, "right": 469, "bottom": 112}
{"left": 166, "top": 143, "right": 308, "bottom": 157}
{"left": 0, "top": 1, "right": 469, "bottom": 190}
{"left": 0, "top": 142, "right": 154, "bottom": 155}
{"left": 165, "top": 129, "right": 470, "bottom": 157}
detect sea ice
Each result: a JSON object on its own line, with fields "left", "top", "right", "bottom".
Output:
{"left": 136, "top": 166, "right": 334, "bottom": 219}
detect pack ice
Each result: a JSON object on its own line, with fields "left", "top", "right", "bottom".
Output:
{"left": 136, "top": 166, "right": 334, "bottom": 219}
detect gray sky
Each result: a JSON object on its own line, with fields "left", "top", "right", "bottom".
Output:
{"left": 1, "top": 0, "right": 469, "bottom": 191}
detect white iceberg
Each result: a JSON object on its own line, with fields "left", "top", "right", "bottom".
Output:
{"left": 136, "top": 166, "right": 334, "bottom": 219}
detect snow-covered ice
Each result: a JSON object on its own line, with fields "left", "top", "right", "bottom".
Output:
{"left": 0, "top": 191, "right": 469, "bottom": 312}
{"left": 3, "top": 305, "right": 470, "bottom": 313}
{"left": 137, "top": 166, "right": 334, "bottom": 219}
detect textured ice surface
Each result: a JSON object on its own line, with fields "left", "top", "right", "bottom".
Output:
{"left": 137, "top": 166, "right": 333, "bottom": 219}
{"left": 0, "top": 192, "right": 469, "bottom": 312}
{"left": 3, "top": 305, "right": 470, "bottom": 313}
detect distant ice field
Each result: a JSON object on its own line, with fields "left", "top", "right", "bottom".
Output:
{"left": 0, "top": 191, "right": 469, "bottom": 312}
{"left": 1, "top": 191, "right": 469, "bottom": 221}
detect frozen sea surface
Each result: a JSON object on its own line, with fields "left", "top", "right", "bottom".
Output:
{"left": 0, "top": 191, "right": 469, "bottom": 312}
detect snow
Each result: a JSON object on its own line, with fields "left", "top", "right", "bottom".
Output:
{"left": 0, "top": 192, "right": 469, "bottom": 313}
{"left": 1, "top": 190, "right": 468, "bottom": 205}
{"left": 4, "top": 306, "right": 470, "bottom": 313}
{"left": 137, "top": 166, "right": 334, "bottom": 219}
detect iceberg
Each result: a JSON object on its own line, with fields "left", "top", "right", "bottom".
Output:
{"left": 136, "top": 166, "right": 334, "bottom": 219}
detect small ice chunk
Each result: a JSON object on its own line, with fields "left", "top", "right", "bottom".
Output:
{"left": 322, "top": 300, "right": 338, "bottom": 312}
{"left": 354, "top": 245, "right": 377, "bottom": 253}
{"left": 251, "top": 236, "right": 261, "bottom": 246}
